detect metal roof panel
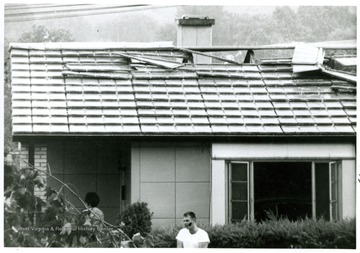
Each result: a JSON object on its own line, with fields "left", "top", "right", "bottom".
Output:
{"left": 9, "top": 44, "right": 356, "bottom": 136}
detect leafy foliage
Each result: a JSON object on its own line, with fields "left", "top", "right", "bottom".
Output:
{"left": 148, "top": 218, "right": 356, "bottom": 248}
{"left": 4, "top": 162, "right": 130, "bottom": 247}
{"left": 19, "top": 25, "right": 74, "bottom": 43}
{"left": 117, "top": 202, "right": 153, "bottom": 238}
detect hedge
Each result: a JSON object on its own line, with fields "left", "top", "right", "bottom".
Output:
{"left": 149, "top": 218, "right": 356, "bottom": 248}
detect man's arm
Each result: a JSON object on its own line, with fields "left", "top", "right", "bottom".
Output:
{"left": 177, "top": 240, "right": 184, "bottom": 248}
{"left": 199, "top": 242, "right": 209, "bottom": 248}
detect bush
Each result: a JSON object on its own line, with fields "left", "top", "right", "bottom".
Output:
{"left": 117, "top": 202, "right": 153, "bottom": 238}
{"left": 4, "top": 163, "right": 128, "bottom": 247}
{"left": 148, "top": 225, "right": 181, "bottom": 248}
{"left": 147, "top": 218, "right": 356, "bottom": 248}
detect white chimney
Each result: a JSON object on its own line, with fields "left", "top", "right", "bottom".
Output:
{"left": 176, "top": 16, "right": 215, "bottom": 64}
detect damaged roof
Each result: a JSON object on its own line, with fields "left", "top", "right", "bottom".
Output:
{"left": 9, "top": 42, "right": 356, "bottom": 137}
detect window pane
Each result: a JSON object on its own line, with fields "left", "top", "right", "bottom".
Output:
{"left": 315, "top": 163, "right": 330, "bottom": 220}
{"left": 331, "top": 182, "right": 337, "bottom": 201}
{"left": 231, "top": 182, "right": 248, "bottom": 201}
{"left": 331, "top": 163, "right": 337, "bottom": 182}
{"left": 254, "top": 162, "right": 312, "bottom": 221}
{"left": 330, "top": 162, "right": 338, "bottom": 220}
{"left": 231, "top": 201, "right": 248, "bottom": 221}
{"left": 332, "top": 202, "right": 338, "bottom": 220}
{"left": 231, "top": 163, "right": 247, "bottom": 181}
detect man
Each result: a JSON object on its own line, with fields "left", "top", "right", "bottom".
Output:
{"left": 176, "top": 211, "right": 210, "bottom": 248}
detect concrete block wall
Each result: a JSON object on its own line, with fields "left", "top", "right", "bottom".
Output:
{"left": 19, "top": 144, "right": 29, "bottom": 169}
{"left": 34, "top": 145, "right": 47, "bottom": 201}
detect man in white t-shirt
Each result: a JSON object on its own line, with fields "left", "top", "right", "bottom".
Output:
{"left": 176, "top": 211, "right": 210, "bottom": 248}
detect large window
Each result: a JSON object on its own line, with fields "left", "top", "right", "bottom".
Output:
{"left": 228, "top": 161, "right": 339, "bottom": 222}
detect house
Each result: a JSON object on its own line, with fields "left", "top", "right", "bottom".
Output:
{"left": 9, "top": 17, "right": 356, "bottom": 226}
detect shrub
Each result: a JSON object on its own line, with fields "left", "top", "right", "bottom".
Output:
{"left": 148, "top": 225, "right": 181, "bottom": 248}
{"left": 117, "top": 202, "right": 153, "bottom": 238}
{"left": 147, "top": 218, "right": 356, "bottom": 248}
{"left": 4, "top": 163, "right": 129, "bottom": 247}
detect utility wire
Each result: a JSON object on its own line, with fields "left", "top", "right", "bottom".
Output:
{"left": 5, "top": 4, "right": 178, "bottom": 23}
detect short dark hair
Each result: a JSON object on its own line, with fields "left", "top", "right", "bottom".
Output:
{"left": 183, "top": 211, "right": 196, "bottom": 220}
{"left": 85, "top": 192, "right": 100, "bottom": 207}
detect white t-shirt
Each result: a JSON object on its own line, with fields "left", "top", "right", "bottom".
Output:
{"left": 176, "top": 228, "right": 210, "bottom": 248}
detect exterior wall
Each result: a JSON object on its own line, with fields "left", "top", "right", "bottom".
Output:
{"left": 34, "top": 145, "right": 47, "bottom": 201}
{"left": 131, "top": 143, "right": 211, "bottom": 227}
{"left": 26, "top": 141, "right": 130, "bottom": 224}
{"left": 340, "top": 160, "right": 356, "bottom": 219}
{"left": 211, "top": 142, "right": 356, "bottom": 224}
{"left": 19, "top": 144, "right": 29, "bottom": 168}
{"left": 19, "top": 144, "right": 47, "bottom": 201}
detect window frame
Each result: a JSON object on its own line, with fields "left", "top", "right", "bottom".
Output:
{"left": 227, "top": 160, "right": 340, "bottom": 222}
{"left": 227, "top": 161, "right": 250, "bottom": 223}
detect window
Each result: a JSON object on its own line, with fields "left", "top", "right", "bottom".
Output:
{"left": 228, "top": 161, "right": 339, "bottom": 222}
{"left": 229, "top": 162, "right": 249, "bottom": 222}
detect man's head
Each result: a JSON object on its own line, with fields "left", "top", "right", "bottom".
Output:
{"left": 183, "top": 211, "right": 196, "bottom": 229}
{"left": 85, "top": 192, "right": 100, "bottom": 207}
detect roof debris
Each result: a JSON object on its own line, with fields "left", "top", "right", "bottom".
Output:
{"left": 8, "top": 42, "right": 356, "bottom": 136}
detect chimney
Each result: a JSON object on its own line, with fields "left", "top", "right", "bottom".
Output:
{"left": 176, "top": 16, "right": 215, "bottom": 64}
